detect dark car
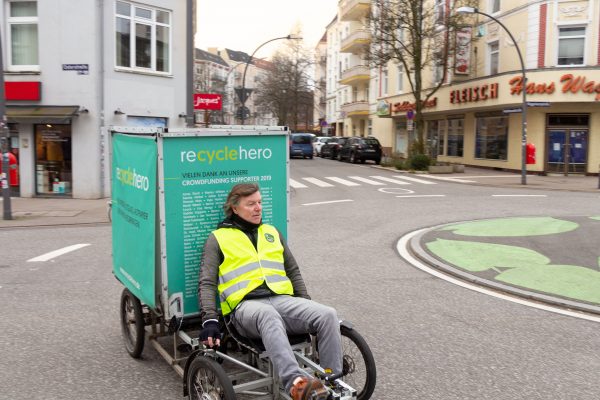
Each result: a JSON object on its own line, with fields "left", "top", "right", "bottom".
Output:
{"left": 320, "top": 137, "right": 349, "bottom": 160}
{"left": 338, "top": 136, "right": 383, "bottom": 164}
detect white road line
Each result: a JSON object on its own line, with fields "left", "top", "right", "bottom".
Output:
{"left": 302, "top": 199, "right": 353, "bottom": 206}
{"left": 422, "top": 175, "right": 476, "bottom": 183}
{"left": 370, "top": 175, "right": 411, "bottom": 185}
{"left": 461, "top": 175, "right": 518, "bottom": 179}
{"left": 396, "top": 195, "right": 446, "bottom": 198}
{"left": 397, "top": 229, "right": 600, "bottom": 323}
{"left": 325, "top": 177, "right": 361, "bottom": 186}
{"left": 301, "top": 177, "right": 334, "bottom": 187}
{"left": 392, "top": 175, "right": 437, "bottom": 184}
{"left": 27, "top": 244, "right": 91, "bottom": 262}
{"left": 348, "top": 176, "right": 385, "bottom": 185}
{"left": 289, "top": 179, "right": 308, "bottom": 188}
{"left": 492, "top": 194, "right": 548, "bottom": 197}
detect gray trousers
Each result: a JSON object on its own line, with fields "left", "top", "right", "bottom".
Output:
{"left": 230, "top": 295, "right": 342, "bottom": 391}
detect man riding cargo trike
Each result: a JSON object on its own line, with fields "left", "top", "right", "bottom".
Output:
{"left": 112, "top": 126, "right": 376, "bottom": 399}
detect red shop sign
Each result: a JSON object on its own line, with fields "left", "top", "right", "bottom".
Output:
{"left": 193, "top": 93, "right": 222, "bottom": 110}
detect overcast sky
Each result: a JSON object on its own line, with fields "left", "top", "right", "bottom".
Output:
{"left": 195, "top": 0, "right": 338, "bottom": 58}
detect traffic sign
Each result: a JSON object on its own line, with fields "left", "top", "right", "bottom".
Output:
{"left": 527, "top": 101, "right": 551, "bottom": 107}
{"left": 503, "top": 108, "right": 522, "bottom": 114}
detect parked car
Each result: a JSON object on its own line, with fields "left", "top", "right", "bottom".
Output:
{"left": 289, "top": 133, "right": 314, "bottom": 159}
{"left": 312, "top": 136, "right": 331, "bottom": 156}
{"left": 338, "top": 136, "right": 383, "bottom": 164}
{"left": 320, "top": 137, "right": 349, "bottom": 160}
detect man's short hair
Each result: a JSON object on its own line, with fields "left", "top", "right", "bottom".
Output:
{"left": 223, "top": 183, "right": 260, "bottom": 217}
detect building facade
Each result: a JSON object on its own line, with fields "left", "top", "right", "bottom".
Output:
{"left": 373, "top": 0, "right": 600, "bottom": 174}
{"left": 2, "top": 0, "right": 191, "bottom": 199}
{"left": 193, "top": 48, "right": 234, "bottom": 125}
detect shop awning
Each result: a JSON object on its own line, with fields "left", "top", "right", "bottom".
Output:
{"left": 6, "top": 105, "right": 80, "bottom": 124}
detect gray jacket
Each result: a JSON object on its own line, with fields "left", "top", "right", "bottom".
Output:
{"left": 198, "top": 217, "right": 310, "bottom": 323}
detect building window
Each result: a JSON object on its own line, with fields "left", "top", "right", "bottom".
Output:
{"left": 115, "top": 1, "right": 171, "bottom": 73}
{"left": 396, "top": 64, "right": 404, "bottom": 92}
{"left": 447, "top": 118, "right": 464, "bottom": 157}
{"left": 489, "top": 0, "right": 500, "bottom": 13}
{"left": 432, "top": 52, "right": 444, "bottom": 84}
{"left": 382, "top": 69, "right": 388, "bottom": 95}
{"left": 434, "top": 0, "right": 446, "bottom": 25}
{"left": 557, "top": 26, "right": 585, "bottom": 66}
{"left": 489, "top": 41, "right": 499, "bottom": 75}
{"left": 7, "top": 0, "right": 39, "bottom": 70}
{"left": 475, "top": 115, "right": 508, "bottom": 160}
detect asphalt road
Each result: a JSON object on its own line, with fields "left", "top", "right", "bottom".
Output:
{"left": 1, "top": 157, "right": 599, "bottom": 399}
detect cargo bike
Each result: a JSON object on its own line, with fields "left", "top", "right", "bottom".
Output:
{"left": 111, "top": 126, "right": 376, "bottom": 399}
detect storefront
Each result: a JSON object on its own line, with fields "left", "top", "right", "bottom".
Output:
{"left": 380, "top": 69, "right": 600, "bottom": 175}
{"left": 6, "top": 105, "right": 80, "bottom": 197}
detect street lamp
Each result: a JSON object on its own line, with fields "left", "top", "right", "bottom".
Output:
{"left": 239, "top": 35, "right": 301, "bottom": 125}
{"left": 457, "top": 6, "right": 528, "bottom": 185}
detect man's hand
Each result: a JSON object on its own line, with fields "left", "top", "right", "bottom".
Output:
{"left": 200, "top": 320, "right": 221, "bottom": 348}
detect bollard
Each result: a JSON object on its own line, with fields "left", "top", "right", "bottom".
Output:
{"left": 598, "top": 164, "right": 600, "bottom": 190}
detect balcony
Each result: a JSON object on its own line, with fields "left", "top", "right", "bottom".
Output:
{"left": 340, "top": 29, "right": 371, "bottom": 54}
{"left": 339, "top": 65, "right": 370, "bottom": 85}
{"left": 339, "top": 0, "right": 371, "bottom": 21}
{"left": 340, "top": 101, "right": 369, "bottom": 117}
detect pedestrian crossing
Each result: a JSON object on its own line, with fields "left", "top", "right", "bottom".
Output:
{"left": 289, "top": 175, "right": 442, "bottom": 189}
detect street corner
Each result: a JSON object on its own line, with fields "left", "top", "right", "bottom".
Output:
{"left": 410, "top": 216, "right": 600, "bottom": 314}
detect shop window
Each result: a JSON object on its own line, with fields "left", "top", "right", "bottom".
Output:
{"left": 557, "top": 26, "right": 585, "bottom": 66}
{"left": 488, "top": 41, "right": 499, "bottom": 75}
{"left": 115, "top": 0, "right": 171, "bottom": 73}
{"left": 35, "top": 125, "right": 72, "bottom": 195}
{"left": 428, "top": 120, "right": 446, "bottom": 158}
{"left": 475, "top": 116, "right": 508, "bottom": 160}
{"left": 447, "top": 118, "right": 464, "bottom": 157}
{"left": 7, "top": 0, "right": 39, "bottom": 70}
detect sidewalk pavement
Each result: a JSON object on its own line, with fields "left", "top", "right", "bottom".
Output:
{"left": 0, "top": 197, "right": 110, "bottom": 228}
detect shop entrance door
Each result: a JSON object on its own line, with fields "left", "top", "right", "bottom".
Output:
{"left": 546, "top": 129, "right": 588, "bottom": 174}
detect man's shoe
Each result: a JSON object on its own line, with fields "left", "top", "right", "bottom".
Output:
{"left": 289, "top": 376, "right": 329, "bottom": 400}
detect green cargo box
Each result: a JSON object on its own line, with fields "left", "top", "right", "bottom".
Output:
{"left": 111, "top": 126, "right": 290, "bottom": 319}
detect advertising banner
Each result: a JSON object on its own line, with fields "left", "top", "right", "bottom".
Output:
{"left": 161, "top": 133, "right": 288, "bottom": 316}
{"left": 112, "top": 134, "right": 157, "bottom": 308}
{"left": 193, "top": 93, "right": 223, "bottom": 110}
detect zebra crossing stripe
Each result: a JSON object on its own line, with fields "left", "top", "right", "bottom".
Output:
{"left": 369, "top": 176, "right": 410, "bottom": 185}
{"left": 325, "top": 177, "right": 361, "bottom": 186}
{"left": 347, "top": 176, "right": 385, "bottom": 185}
{"left": 302, "top": 177, "right": 334, "bottom": 187}
{"left": 392, "top": 175, "right": 437, "bottom": 184}
{"left": 289, "top": 179, "right": 307, "bottom": 188}
{"left": 422, "top": 175, "right": 476, "bottom": 183}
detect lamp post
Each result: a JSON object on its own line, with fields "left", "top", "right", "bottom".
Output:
{"left": 0, "top": 28, "right": 12, "bottom": 219}
{"left": 240, "top": 35, "right": 301, "bottom": 125}
{"left": 457, "top": 6, "right": 528, "bottom": 185}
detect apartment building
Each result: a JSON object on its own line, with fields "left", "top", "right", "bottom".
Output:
{"left": 313, "top": 32, "right": 328, "bottom": 133}
{"left": 372, "top": 0, "right": 600, "bottom": 174}
{"left": 209, "top": 48, "right": 278, "bottom": 126}
{"left": 2, "top": 0, "right": 192, "bottom": 198}
{"left": 338, "top": 0, "right": 372, "bottom": 139}
{"left": 193, "top": 48, "right": 234, "bottom": 125}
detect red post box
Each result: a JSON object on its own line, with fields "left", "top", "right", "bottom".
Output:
{"left": 526, "top": 142, "right": 536, "bottom": 165}
{"left": 0, "top": 152, "right": 19, "bottom": 186}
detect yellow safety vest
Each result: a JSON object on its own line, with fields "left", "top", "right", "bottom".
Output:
{"left": 213, "top": 224, "right": 294, "bottom": 315}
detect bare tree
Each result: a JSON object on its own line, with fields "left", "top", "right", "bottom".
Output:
{"left": 255, "top": 41, "right": 314, "bottom": 131}
{"left": 367, "top": 0, "right": 476, "bottom": 156}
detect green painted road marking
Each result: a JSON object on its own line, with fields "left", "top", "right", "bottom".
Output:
{"left": 497, "top": 264, "right": 600, "bottom": 304}
{"left": 590, "top": 216, "right": 600, "bottom": 221}
{"left": 426, "top": 239, "right": 550, "bottom": 272}
{"left": 440, "top": 217, "right": 579, "bottom": 237}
